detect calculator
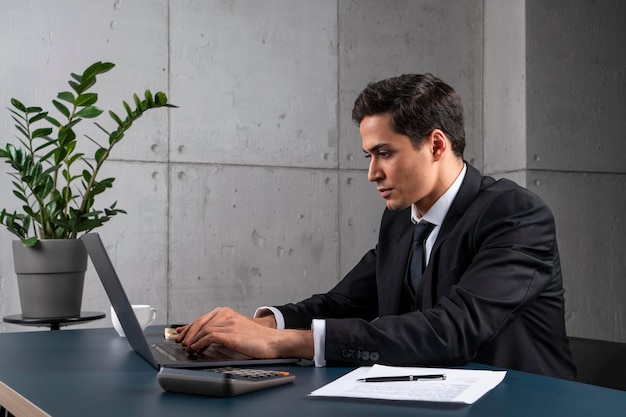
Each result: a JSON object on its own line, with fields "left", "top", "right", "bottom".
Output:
{"left": 157, "top": 366, "right": 296, "bottom": 397}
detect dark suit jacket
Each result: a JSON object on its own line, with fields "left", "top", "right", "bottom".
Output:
{"left": 277, "top": 163, "right": 576, "bottom": 380}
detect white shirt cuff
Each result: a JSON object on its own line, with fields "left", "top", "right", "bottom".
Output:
{"left": 254, "top": 306, "right": 285, "bottom": 329}
{"left": 312, "top": 319, "right": 327, "bottom": 367}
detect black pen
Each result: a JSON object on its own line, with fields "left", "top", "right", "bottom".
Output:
{"left": 357, "top": 374, "right": 446, "bottom": 382}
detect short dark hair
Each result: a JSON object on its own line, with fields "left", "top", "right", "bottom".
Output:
{"left": 352, "top": 73, "right": 465, "bottom": 157}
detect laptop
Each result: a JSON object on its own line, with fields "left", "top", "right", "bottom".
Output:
{"left": 82, "top": 232, "right": 300, "bottom": 369}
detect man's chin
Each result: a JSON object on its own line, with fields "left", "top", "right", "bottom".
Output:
{"left": 385, "top": 201, "right": 412, "bottom": 211}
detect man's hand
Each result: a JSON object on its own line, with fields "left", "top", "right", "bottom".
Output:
{"left": 174, "top": 307, "right": 313, "bottom": 359}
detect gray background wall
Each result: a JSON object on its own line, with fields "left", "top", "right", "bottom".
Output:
{"left": 0, "top": 0, "right": 624, "bottom": 344}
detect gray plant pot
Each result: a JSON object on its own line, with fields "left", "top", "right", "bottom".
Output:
{"left": 12, "top": 239, "right": 88, "bottom": 319}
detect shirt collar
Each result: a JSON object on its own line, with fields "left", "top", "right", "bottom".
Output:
{"left": 411, "top": 163, "right": 467, "bottom": 226}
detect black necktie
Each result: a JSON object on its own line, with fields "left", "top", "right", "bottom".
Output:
{"left": 410, "top": 222, "right": 434, "bottom": 293}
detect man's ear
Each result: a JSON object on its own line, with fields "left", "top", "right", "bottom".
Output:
{"left": 430, "top": 129, "right": 447, "bottom": 161}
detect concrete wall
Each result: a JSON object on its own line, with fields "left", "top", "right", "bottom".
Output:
{"left": 525, "top": 0, "right": 626, "bottom": 341}
{"left": 0, "top": 1, "right": 624, "bottom": 344}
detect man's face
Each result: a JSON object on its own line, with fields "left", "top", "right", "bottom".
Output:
{"left": 361, "top": 113, "right": 438, "bottom": 213}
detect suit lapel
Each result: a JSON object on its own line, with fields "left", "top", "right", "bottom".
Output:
{"left": 378, "top": 210, "right": 413, "bottom": 316}
{"left": 430, "top": 163, "right": 484, "bottom": 255}
{"left": 417, "top": 163, "right": 486, "bottom": 308}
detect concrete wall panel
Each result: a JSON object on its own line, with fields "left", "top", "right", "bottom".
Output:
{"left": 526, "top": 0, "right": 626, "bottom": 174}
{"left": 169, "top": 0, "right": 338, "bottom": 169}
{"left": 483, "top": 0, "right": 526, "bottom": 179}
{"left": 168, "top": 163, "right": 339, "bottom": 321}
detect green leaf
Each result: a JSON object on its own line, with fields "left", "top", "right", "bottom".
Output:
{"left": 144, "top": 90, "right": 154, "bottom": 106}
{"left": 62, "top": 168, "right": 71, "bottom": 182}
{"left": 34, "top": 176, "right": 54, "bottom": 199}
{"left": 74, "top": 218, "right": 104, "bottom": 233}
{"left": 32, "top": 127, "right": 53, "bottom": 138}
{"left": 99, "top": 177, "right": 115, "bottom": 187}
{"left": 54, "top": 147, "right": 69, "bottom": 164}
{"left": 82, "top": 61, "right": 115, "bottom": 81}
{"left": 133, "top": 93, "right": 146, "bottom": 111}
{"left": 109, "top": 110, "right": 123, "bottom": 126}
{"left": 40, "top": 163, "right": 62, "bottom": 180}
{"left": 52, "top": 99, "right": 70, "bottom": 118}
{"left": 69, "top": 80, "right": 80, "bottom": 93}
{"left": 123, "top": 100, "right": 134, "bottom": 118}
{"left": 28, "top": 112, "right": 49, "bottom": 124}
{"left": 57, "top": 91, "right": 75, "bottom": 104}
{"left": 65, "top": 118, "right": 81, "bottom": 130}
{"left": 92, "top": 181, "right": 108, "bottom": 195}
{"left": 155, "top": 92, "right": 169, "bottom": 106}
{"left": 13, "top": 124, "right": 29, "bottom": 139}
{"left": 38, "top": 143, "right": 60, "bottom": 161}
{"left": 45, "top": 115, "right": 61, "bottom": 127}
{"left": 45, "top": 200, "right": 58, "bottom": 215}
{"left": 10, "top": 113, "right": 27, "bottom": 130}
{"left": 9, "top": 108, "right": 27, "bottom": 123}
{"left": 75, "top": 93, "right": 98, "bottom": 107}
{"left": 82, "top": 158, "right": 95, "bottom": 171}
{"left": 58, "top": 125, "right": 76, "bottom": 147}
{"left": 109, "top": 131, "right": 125, "bottom": 145}
{"left": 22, "top": 236, "right": 39, "bottom": 247}
{"left": 93, "top": 122, "right": 110, "bottom": 136}
{"left": 74, "top": 106, "right": 103, "bottom": 119}
{"left": 10, "top": 98, "right": 27, "bottom": 112}
{"left": 77, "top": 76, "right": 97, "bottom": 94}
{"left": 12, "top": 189, "right": 28, "bottom": 203}
{"left": 67, "top": 152, "right": 84, "bottom": 165}
{"left": 95, "top": 148, "right": 108, "bottom": 164}
{"left": 25, "top": 106, "right": 43, "bottom": 113}
{"left": 65, "top": 140, "right": 77, "bottom": 155}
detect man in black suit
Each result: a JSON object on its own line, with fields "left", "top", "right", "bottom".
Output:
{"left": 177, "top": 73, "right": 576, "bottom": 380}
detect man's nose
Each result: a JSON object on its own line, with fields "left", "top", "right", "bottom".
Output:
{"left": 368, "top": 160, "right": 382, "bottom": 182}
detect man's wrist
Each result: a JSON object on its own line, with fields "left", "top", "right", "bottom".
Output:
{"left": 278, "top": 329, "right": 314, "bottom": 359}
{"left": 254, "top": 313, "right": 277, "bottom": 328}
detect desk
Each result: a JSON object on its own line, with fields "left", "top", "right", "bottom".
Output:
{"left": 0, "top": 327, "right": 624, "bottom": 417}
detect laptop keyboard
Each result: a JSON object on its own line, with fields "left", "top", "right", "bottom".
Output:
{"left": 153, "top": 343, "right": 192, "bottom": 361}
{"left": 152, "top": 342, "right": 253, "bottom": 362}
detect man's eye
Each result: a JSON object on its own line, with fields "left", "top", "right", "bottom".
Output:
{"left": 378, "top": 151, "right": 390, "bottom": 158}
{"left": 364, "top": 154, "right": 372, "bottom": 159}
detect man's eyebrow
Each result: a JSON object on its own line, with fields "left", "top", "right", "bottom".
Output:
{"left": 363, "top": 143, "right": 390, "bottom": 154}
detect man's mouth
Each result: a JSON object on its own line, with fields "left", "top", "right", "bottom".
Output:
{"left": 377, "top": 187, "right": 392, "bottom": 199}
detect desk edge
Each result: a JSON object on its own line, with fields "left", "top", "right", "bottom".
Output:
{"left": 0, "top": 380, "right": 51, "bottom": 417}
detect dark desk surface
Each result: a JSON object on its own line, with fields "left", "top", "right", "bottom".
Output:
{"left": 0, "top": 327, "right": 625, "bottom": 417}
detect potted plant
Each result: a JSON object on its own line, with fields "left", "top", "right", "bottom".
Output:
{"left": 0, "top": 61, "right": 174, "bottom": 318}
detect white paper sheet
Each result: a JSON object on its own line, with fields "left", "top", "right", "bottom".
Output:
{"left": 309, "top": 365, "right": 506, "bottom": 404}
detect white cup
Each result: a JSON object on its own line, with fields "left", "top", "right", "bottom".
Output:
{"left": 111, "top": 304, "right": 157, "bottom": 337}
